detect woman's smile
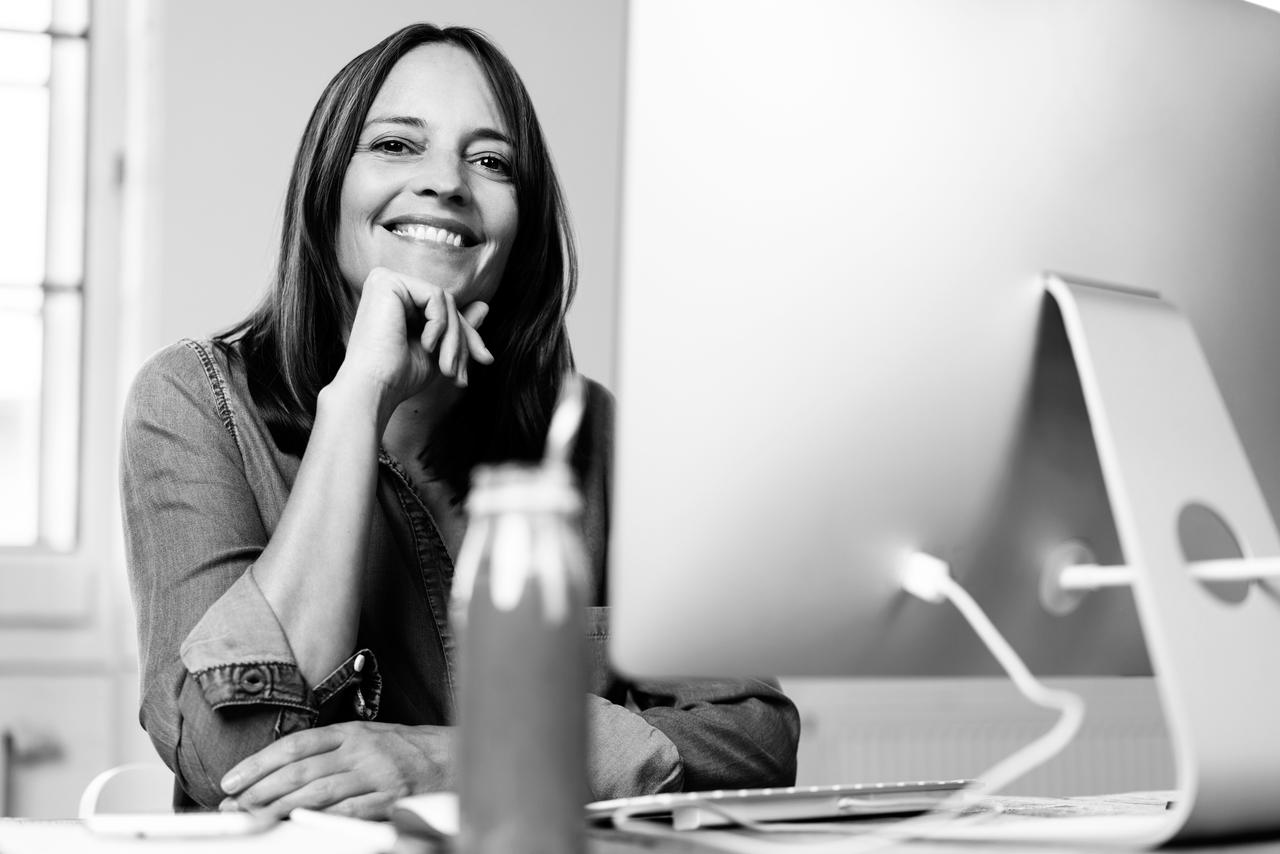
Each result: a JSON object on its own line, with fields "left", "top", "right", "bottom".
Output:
{"left": 380, "top": 213, "right": 481, "bottom": 250}
{"left": 386, "top": 223, "right": 467, "bottom": 248}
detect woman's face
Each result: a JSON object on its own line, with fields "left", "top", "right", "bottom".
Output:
{"left": 336, "top": 43, "right": 519, "bottom": 306}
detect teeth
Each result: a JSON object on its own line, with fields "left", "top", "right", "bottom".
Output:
{"left": 390, "top": 223, "right": 466, "bottom": 247}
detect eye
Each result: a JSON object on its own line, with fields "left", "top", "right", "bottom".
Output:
{"left": 368, "top": 137, "right": 418, "bottom": 156}
{"left": 470, "top": 152, "right": 513, "bottom": 179}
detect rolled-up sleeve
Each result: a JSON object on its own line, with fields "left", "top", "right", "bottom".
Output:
{"left": 587, "top": 675, "right": 800, "bottom": 799}
{"left": 120, "top": 344, "right": 379, "bottom": 807}
{"left": 629, "top": 677, "right": 800, "bottom": 792}
{"left": 587, "top": 694, "right": 683, "bottom": 799}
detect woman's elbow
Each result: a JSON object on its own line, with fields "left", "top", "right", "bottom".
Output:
{"left": 743, "top": 696, "right": 802, "bottom": 787}
{"left": 166, "top": 680, "right": 281, "bottom": 808}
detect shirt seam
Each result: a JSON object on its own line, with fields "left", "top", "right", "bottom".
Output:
{"left": 206, "top": 697, "right": 316, "bottom": 713}
{"left": 379, "top": 458, "right": 458, "bottom": 709}
{"left": 187, "top": 660, "right": 296, "bottom": 678}
{"left": 181, "top": 338, "right": 245, "bottom": 457}
{"left": 377, "top": 450, "right": 449, "bottom": 550}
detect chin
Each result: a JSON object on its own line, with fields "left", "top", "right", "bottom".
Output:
{"left": 391, "top": 255, "right": 474, "bottom": 294}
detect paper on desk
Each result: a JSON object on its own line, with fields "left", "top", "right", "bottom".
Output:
{"left": 0, "top": 817, "right": 394, "bottom": 854}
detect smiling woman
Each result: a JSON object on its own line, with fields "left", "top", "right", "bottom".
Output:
{"left": 118, "top": 23, "right": 799, "bottom": 820}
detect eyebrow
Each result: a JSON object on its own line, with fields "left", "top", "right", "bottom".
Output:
{"left": 362, "top": 114, "right": 513, "bottom": 146}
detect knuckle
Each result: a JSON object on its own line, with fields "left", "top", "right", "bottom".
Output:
{"left": 309, "top": 777, "right": 337, "bottom": 804}
{"left": 282, "top": 764, "right": 308, "bottom": 788}
{"left": 367, "top": 794, "right": 395, "bottom": 819}
{"left": 328, "top": 799, "right": 356, "bottom": 817}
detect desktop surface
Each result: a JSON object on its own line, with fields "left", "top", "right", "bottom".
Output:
{"left": 7, "top": 794, "right": 1280, "bottom": 854}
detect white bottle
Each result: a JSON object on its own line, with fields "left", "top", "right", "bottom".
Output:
{"left": 452, "top": 462, "right": 589, "bottom": 854}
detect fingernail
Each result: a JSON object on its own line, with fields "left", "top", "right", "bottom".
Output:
{"left": 221, "top": 772, "right": 241, "bottom": 793}
{"left": 218, "top": 798, "right": 239, "bottom": 812}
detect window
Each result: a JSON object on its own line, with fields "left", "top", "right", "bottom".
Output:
{"left": 0, "top": 0, "right": 89, "bottom": 551}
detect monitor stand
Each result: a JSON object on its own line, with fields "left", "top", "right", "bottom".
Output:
{"left": 1044, "top": 272, "right": 1280, "bottom": 845}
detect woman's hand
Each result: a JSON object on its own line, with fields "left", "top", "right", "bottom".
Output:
{"left": 338, "top": 266, "right": 495, "bottom": 412}
{"left": 218, "top": 722, "right": 456, "bottom": 820}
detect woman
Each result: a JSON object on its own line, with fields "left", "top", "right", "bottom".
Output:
{"left": 120, "top": 23, "right": 799, "bottom": 819}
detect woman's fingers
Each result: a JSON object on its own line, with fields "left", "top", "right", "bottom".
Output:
{"left": 357, "top": 268, "right": 493, "bottom": 389}
{"left": 438, "top": 291, "right": 462, "bottom": 383}
{"left": 321, "top": 791, "right": 397, "bottom": 821}
{"left": 225, "top": 722, "right": 453, "bottom": 821}
{"left": 221, "top": 727, "right": 342, "bottom": 797}
{"left": 233, "top": 756, "right": 344, "bottom": 815}
{"left": 246, "top": 770, "right": 372, "bottom": 820}
{"left": 418, "top": 285, "right": 450, "bottom": 355}
{"left": 462, "top": 302, "right": 495, "bottom": 366}
{"left": 463, "top": 301, "right": 488, "bottom": 328}
{"left": 419, "top": 298, "right": 493, "bottom": 386}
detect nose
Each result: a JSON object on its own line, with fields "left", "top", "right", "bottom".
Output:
{"left": 409, "top": 149, "right": 470, "bottom": 205}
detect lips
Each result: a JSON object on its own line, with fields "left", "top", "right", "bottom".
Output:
{"left": 381, "top": 215, "right": 480, "bottom": 248}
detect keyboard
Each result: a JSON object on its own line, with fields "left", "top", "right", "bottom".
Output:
{"left": 585, "top": 779, "right": 971, "bottom": 831}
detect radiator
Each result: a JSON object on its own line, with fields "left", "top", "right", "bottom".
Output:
{"left": 781, "top": 677, "right": 1175, "bottom": 797}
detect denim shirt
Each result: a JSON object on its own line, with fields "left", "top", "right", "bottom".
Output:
{"left": 120, "top": 339, "right": 800, "bottom": 809}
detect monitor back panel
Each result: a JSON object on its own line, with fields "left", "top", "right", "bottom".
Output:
{"left": 609, "top": 0, "right": 1280, "bottom": 677}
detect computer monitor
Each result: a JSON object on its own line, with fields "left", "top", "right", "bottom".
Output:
{"left": 607, "top": 0, "right": 1280, "bottom": 841}
{"left": 609, "top": 0, "right": 1280, "bottom": 677}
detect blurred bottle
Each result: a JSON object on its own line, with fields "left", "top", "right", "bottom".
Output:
{"left": 452, "top": 461, "right": 589, "bottom": 854}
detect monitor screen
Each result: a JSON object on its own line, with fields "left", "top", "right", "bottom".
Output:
{"left": 608, "top": 0, "right": 1280, "bottom": 678}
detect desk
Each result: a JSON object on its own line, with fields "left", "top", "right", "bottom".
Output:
{"left": 585, "top": 792, "right": 1280, "bottom": 854}
{"left": 5, "top": 795, "right": 1280, "bottom": 854}
{"left": 0, "top": 816, "right": 394, "bottom": 854}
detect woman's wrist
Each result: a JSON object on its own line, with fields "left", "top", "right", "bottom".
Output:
{"left": 321, "top": 370, "right": 399, "bottom": 434}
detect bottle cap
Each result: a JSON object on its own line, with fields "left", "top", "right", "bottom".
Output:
{"left": 467, "top": 462, "right": 582, "bottom": 516}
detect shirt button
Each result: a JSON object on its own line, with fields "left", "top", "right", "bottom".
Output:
{"left": 354, "top": 654, "right": 366, "bottom": 674}
{"left": 240, "top": 667, "right": 266, "bottom": 694}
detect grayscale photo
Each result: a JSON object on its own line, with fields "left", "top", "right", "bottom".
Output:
{"left": 2, "top": 1, "right": 1280, "bottom": 852}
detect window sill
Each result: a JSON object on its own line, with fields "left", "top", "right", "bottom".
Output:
{"left": 0, "top": 555, "right": 94, "bottom": 625}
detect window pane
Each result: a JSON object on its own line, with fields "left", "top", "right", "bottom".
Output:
{"left": 0, "top": 85, "right": 49, "bottom": 287}
{"left": 51, "top": 0, "right": 89, "bottom": 36}
{"left": 0, "top": 289, "right": 44, "bottom": 547}
{"left": 0, "top": 32, "right": 51, "bottom": 85}
{"left": 0, "top": 1, "right": 52, "bottom": 33}
{"left": 40, "top": 288, "right": 81, "bottom": 550}
{"left": 46, "top": 37, "right": 85, "bottom": 287}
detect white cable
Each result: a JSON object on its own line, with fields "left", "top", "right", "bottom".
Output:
{"left": 609, "top": 554, "right": 1086, "bottom": 852}
{"left": 78, "top": 763, "right": 171, "bottom": 818}
{"left": 927, "top": 572, "right": 1086, "bottom": 798}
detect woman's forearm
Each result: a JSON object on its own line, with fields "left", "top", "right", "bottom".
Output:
{"left": 250, "top": 374, "right": 391, "bottom": 686}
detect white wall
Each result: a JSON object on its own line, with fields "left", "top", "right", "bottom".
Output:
{"left": 125, "top": 0, "right": 625, "bottom": 387}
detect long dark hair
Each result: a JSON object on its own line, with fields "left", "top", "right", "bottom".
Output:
{"left": 218, "top": 24, "right": 577, "bottom": 492}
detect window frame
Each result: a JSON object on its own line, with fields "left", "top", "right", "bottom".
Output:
{"left": 0, "top": 0, "right": 125, "bottom": 625}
